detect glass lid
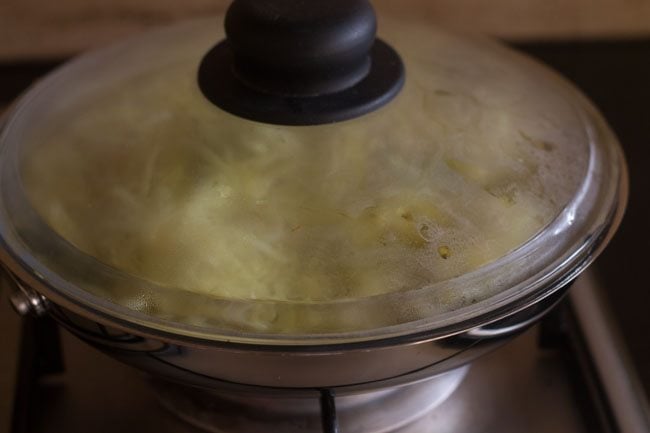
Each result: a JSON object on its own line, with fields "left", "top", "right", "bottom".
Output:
{"left": 0, "top": 5, "right": 626, "bottom": 344}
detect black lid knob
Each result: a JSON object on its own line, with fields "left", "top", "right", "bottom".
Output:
{"left": 226, "top": 0, "right": 376, "bottom": 97}
{"left": 198, "top": 0, "right": 405, "bottom": 125}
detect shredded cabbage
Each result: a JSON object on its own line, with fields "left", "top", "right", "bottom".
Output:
{"left": 19, "top": 20, "right": 585, "bottom": 332}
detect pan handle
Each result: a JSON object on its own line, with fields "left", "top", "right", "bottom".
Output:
{"left": 1, "top": 266, "right": 50, "bottom": 317}
{"left": 464, "top": 285, "right": 570, "bottom": 340}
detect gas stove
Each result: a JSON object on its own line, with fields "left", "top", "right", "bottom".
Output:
{"left": 1, "top": 272, "right": 648, "bottom": 433}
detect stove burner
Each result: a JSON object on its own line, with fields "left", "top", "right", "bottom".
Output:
{"left": 153, "top": 367, "right": 469, "bottom": 433}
